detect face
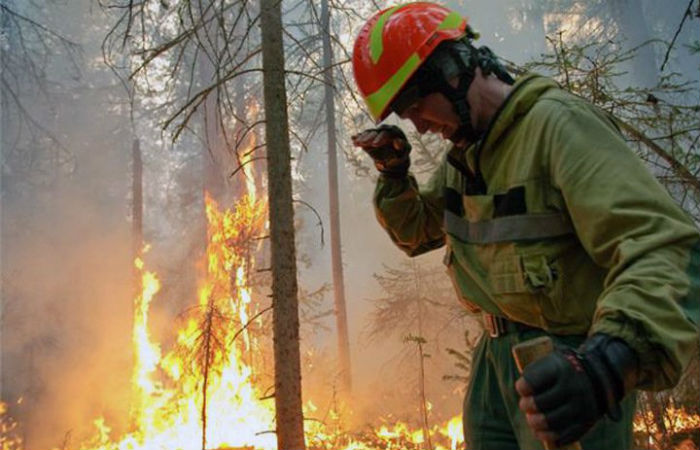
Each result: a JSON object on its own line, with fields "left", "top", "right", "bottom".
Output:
{"left": 397, "top": 91, "right": 461, "bottom": 141}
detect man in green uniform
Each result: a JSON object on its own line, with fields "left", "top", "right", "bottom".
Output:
{"left": 351, "top": 3, "right": 699, "bottom": 449}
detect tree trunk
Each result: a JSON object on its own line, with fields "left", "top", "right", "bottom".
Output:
{"left": 199, "top": 59, "right": 231, "bottom": 205}
{"left": 321, "top": 0, "right": 352, "bottom": 397}
{"left": 260, "top": 1, "right": 306, "bottom": 449}
{"left": 200, "top": 303, "right": 214, "bottom": 450}
{"left": 0, "top": 2, "right": 8, "bottom": 401}
{"left": 412, "top": 261, "right": 432, "bottom": 450}
{"left": 132, "top": 138, "right": 143, "bottom": 257}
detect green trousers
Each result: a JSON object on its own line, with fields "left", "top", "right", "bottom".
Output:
{"left": 463, "top": 328, "right": 636, "bottom": 450}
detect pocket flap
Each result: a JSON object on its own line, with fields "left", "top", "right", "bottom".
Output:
{"left": 489, "top": 255, "right": 527, "bottom": 294}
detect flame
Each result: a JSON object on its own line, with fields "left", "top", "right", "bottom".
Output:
{"left": 0, "top": 401, "right": 22, "bottom": 450}
{"left": 80, "top": 192, "right": 275, "bottom": 450}
{"left": 131, "top": 249, "right": 162, "bottom": 417}
{"left": 440, "top": 415, "right": 463, "bottom": 450}
{"left": 239, "top": 100, "right": 260, "bottom": 203}
{"left": 634, "top": 405, "right": 700, "bottom": 435}
{"left": 4, "top": 179, "right": 472, "bottom": 450}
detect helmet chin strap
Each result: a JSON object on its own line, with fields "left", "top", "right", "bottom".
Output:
{"left": 425, "top": 41, "right": 514, "bottom": 145}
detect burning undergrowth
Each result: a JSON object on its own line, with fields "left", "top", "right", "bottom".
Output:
{"left": 0, "top": 191, "right": 463, "bottom": 450}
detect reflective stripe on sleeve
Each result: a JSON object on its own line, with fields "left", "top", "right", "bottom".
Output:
{"left": 445, "top": 210, "right": 574, "bottom": 244}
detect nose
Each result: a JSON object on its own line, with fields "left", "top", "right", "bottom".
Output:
{"left": 399, "top": 103, "right": 429, "bottom": 135}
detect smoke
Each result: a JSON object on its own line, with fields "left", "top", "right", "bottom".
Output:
{"left": 0, "top": 2, "right": 135, "bottom": 446}
{"left": 1, "top": 179, "right": 135, "bottom": 448}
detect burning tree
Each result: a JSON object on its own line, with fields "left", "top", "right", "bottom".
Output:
{"left": 79, "top": 193, "right": 278, "bottom": 450}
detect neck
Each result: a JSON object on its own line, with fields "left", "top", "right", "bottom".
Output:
{"left": 467, "top": 70, "right": 512, "bottom": 133}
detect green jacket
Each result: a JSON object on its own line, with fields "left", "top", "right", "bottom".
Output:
{"left": 374, "top": 74, "right": 700, "bottom": 391}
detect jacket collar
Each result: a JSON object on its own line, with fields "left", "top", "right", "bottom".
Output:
{"left": 444, "top": 74, "right": 559, "bottom": 194}
{"left": 478, "top": 73, "right": 559, "bottom": 154}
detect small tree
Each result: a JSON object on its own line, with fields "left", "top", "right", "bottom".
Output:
{"left": 367, "top": 261, "right": 463, "bottom": 348}
{"left": 404, "top": 333, "right": 433, "bottom": 450}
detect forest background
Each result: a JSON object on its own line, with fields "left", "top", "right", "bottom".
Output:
{"left": 1, "top": 0, "right": 698, "bottom": 449}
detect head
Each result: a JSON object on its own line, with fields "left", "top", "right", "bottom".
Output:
{"left": 352, "top": 2, "right": 513, "bottom": 143}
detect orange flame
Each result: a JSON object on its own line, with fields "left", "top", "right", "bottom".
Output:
{"left": 634, "top": 405, "right": 700, "bottom": 435}
{"left": 81, "top": 193, "right": 275, "bottom": 450}
{"left": 0, "top": 401, "right": 23, "bottom": 450}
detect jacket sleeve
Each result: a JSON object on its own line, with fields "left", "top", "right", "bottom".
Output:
{"left": 373, "top": 163, "right": 447, "bottom": 257}
{"left": 546, "top": 97, "right": 700, "bottom": 391}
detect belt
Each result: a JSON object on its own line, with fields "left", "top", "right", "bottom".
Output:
{"left": 482, "top": 313, "right": 537, "bottom": 338}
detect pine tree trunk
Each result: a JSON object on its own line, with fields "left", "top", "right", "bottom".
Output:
{"left": 201, "top": 304, "right": 214, "bottom": 450}
{"left": 260, "top": 1, "right": 306, "bottom": 449}
{"left": 132, "top": 138, "right": 143, "bottom": 257}
{"left": 129, "top": 137, "right": 143, "bottom": 431}
{"left": 417, "top": 339, "right": 433, "bottom": 450}
{"left": 199, "top": 57, "right": 230, "bottom": 205}
{"left": 0, "top": 5, "right": 6, "bottom": 398}
{"left": 321, "top": 0, "right": 352, "bottom": 396}
{"left": 412, "top": 261, "right": 432, "bottom": 450}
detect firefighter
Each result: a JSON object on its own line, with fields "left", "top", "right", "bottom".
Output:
{"left": 351, "top": 3, "right": 700, "bottom": 449}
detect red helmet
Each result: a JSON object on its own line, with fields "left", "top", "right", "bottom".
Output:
{"left": 352, "top": 2, "right": 473, "bottom": 122}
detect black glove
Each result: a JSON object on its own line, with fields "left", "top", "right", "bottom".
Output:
{"left": 520, "top": 334, "right": 639, "bottom": 446}
{"left": 351, "top": 124, "right": 411, "bottom": 178}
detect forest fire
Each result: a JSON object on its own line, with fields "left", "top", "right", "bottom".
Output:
{"left": 2, "top": 1, "right": 698, "bottom": 449}
{"left": 80, "top": 193, "right": 276, "bottom": 450}
{"left": 72, "top": 192, "right": 464, "bottom": 450}
{"left": 1, "top": 191, "right": 697, "bottom": 450}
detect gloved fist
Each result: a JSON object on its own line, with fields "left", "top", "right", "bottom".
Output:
{"left": 514, "top": 334, "right": 639, "bottom": 447}
{"left": 351, "top": 124, "right": 411, "bottom": 178}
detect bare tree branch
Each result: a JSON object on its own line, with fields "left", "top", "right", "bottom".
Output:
{"left": 660, "top": 0, "right": 695, "bottom": 72}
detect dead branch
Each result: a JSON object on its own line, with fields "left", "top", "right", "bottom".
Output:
{"left": 616, "top": 119, "right": 700, "bottom": 193}
{"left": 660, "top": 0, "right": 695, "bottom": 72}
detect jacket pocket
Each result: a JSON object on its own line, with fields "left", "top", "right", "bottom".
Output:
{"left": 488, "top": 253, "right": 558, "bottom": 329}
